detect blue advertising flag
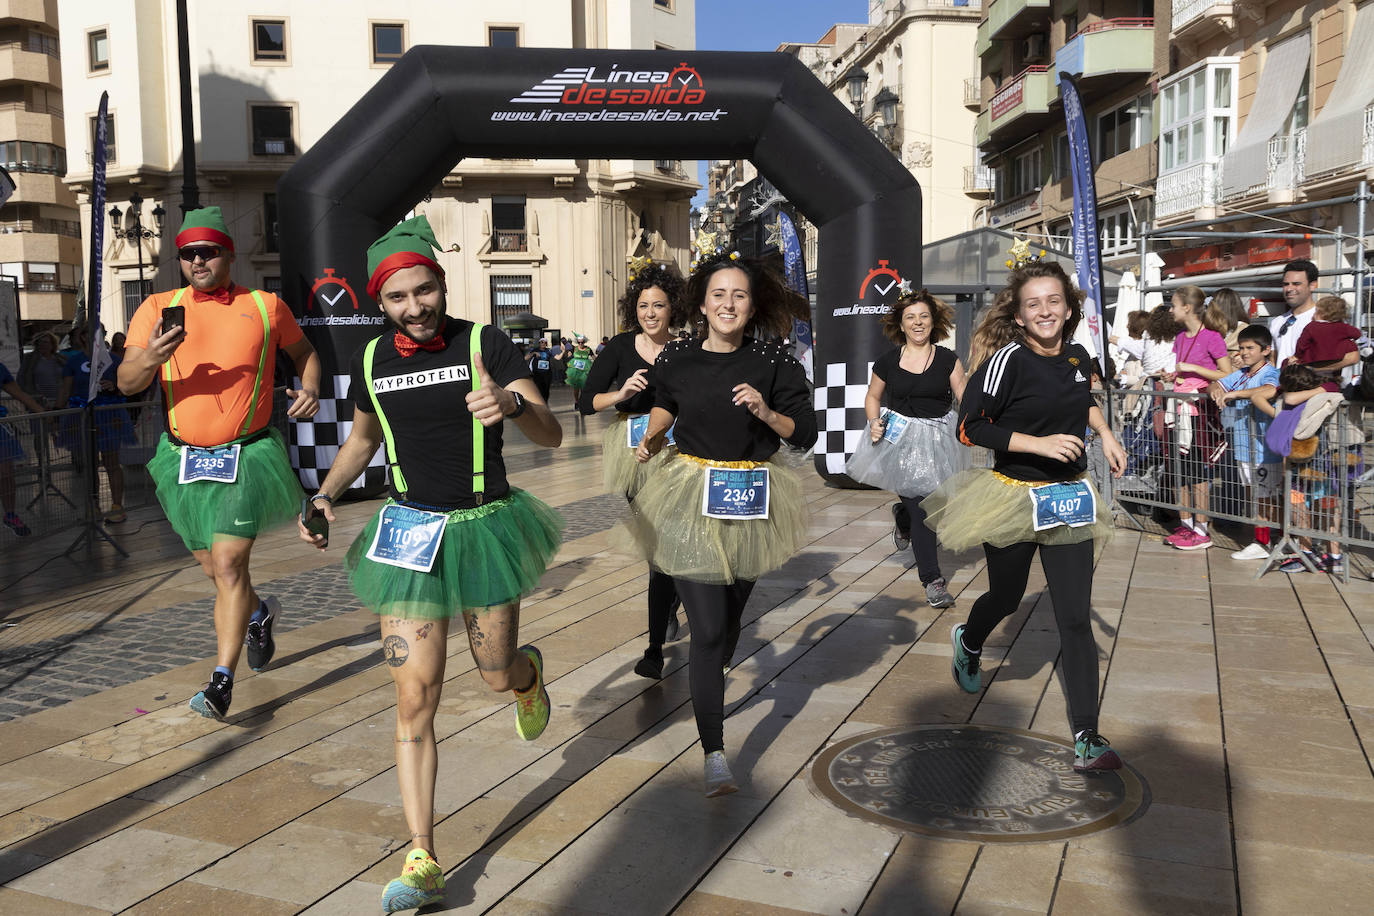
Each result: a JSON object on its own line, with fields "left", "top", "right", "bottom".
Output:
{"left": 775, "top": 212, "right": 813, "bottom": 382}
{"left": 1059, "top": 75, "right": 1108, "bottom": 379}
{"left": 86, "top": 92, "right": 111, "bottom": 402}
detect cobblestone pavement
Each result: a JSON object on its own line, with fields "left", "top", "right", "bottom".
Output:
{"left": 0, "top": 489, "right": 627, "bottom": 723}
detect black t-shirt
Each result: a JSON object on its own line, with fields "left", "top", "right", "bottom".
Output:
{"left": 654, "top": 336, "right": 817, "bottom": 460}
{"left": 528, "top": 347, "right": 552, "bottom": 378}
{"left": 958, "top": 341, "right": 1095, "bottom": 482}
{"left": 349, "top": 320, "right": 529, "bottom": 508}
{"left": 872, "top": 346, "right": 957, "bottom": 418}
{"left": 576, "top": 330, "right": 657, "bottom": 415}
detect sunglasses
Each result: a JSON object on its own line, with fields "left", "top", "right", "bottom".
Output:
{"left": 1278, "top": 314, "right": 1297, "bottom": 337}
{"left": 178, "top": 245, "right": 223, "bottom": 262}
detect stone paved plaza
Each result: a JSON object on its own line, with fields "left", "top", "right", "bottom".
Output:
{"left": 1, "top": 393, "right": 1372, "bottom": 914}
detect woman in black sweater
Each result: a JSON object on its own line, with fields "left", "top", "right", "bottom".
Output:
{"left": 628, "top": 252, "right": 816, "bottom": 797}
{"left": 577, "top": 260, "right": 688, "bottom": 679}
{"left": 922, "top": 259, "right": 1128, "bottom": 771}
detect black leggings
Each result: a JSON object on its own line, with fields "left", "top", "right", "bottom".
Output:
{"left": 898, "top": 496, "right": 943, "bottom": 586}
{"left": 646, "top": 569, "right": 678, "bottom": 648}
{"left": 960, "top": 539, "right": 1099, "bottom": 734}
{"left": 674, "top": 577, "right": 755, "bottom": 754}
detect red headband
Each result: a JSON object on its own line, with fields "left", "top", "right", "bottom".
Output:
{"left": 367, "top": 251, "right": 446, "bottom": 300}
{"left": 174, "top": 226, "right": 235, "bottom": 252}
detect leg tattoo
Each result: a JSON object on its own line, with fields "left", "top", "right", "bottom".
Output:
{"left": 415, "top": 622, "right": 434, "bottom": 640}
{"left": 382, "top": 634, "right": 410, "bottom": 667}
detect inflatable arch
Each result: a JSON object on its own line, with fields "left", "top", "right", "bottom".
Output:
{"left": 278, "top": 47, "right": 921, "bottom": 489}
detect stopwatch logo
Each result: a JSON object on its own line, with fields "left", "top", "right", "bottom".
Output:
{"left": 309, "top": 268, "right": 360, "bottom": 312}
{"left": 666, "top": 63, "right": 704, "bottom": 89}
{"left": 858, "top": 260, "right": 904, "bottom": 300}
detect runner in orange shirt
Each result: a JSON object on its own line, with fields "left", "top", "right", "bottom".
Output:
{"left": 119, "top": 207, "right": 321, "bottom": 720}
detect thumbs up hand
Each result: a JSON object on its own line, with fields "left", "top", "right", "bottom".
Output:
{"left": 465, "top": 351, "right": 513, "bottom": 427}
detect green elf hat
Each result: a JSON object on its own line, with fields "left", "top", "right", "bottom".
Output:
{"left": 174, "top": 206, "right": 234, "bottom": 252}
{"left": 367, "top": 214, "right": 445, "bottom": 300}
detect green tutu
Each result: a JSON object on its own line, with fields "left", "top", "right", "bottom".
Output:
{"left": 148, "top": 428, "right": 304, "bottom": 551}
{"left": 566, "top": 365, "right": 591, "bottom": 389}
{"left": 920, "top": 468, "right": 1113, "bottom": 560}
{"left": 614, "top": 453, "right": 808, "bottom": 585}
{"left": 601, "top": 414, "right": 673, "bottom": 499}
{"left": 345, "top": 488, "right": 564, "bottom": 619}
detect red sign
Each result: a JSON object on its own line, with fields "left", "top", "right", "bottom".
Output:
{"left": 1160, "top": 238, "right": 1312, "bottom": 277}
{"left": 991, "top": 81, "right": 1023, "bottom": 121}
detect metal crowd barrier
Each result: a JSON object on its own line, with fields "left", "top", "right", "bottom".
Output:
{"left": 1104, "top": 385, "right": 1372, "bottom": 582}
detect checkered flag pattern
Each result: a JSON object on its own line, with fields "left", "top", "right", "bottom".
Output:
{"left": 289, "top": 373, "right": 386, "bottom": 491}
{"left": 813, "top": 360, "right": 874, "bottom": 475}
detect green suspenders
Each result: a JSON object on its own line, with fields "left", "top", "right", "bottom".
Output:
{"left": 161, "top": 287, "right": 272, "bottom": 441}
{"left": 363, "top": 322, "right": 487, "bottom": 504}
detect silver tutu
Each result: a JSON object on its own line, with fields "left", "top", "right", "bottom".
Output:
{"left": 844, "top": 409, "right": 970, "bottom": 498}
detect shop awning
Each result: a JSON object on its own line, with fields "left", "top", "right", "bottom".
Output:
{"left": 1221, "top": 33, "right": 1310, "bottom": 196}
{"left": 1305, "top": 3, "right": 1374, "bottom": 176}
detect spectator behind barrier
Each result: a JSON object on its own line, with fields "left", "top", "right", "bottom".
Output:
{"left": 1208, "top": 324, "right": 1281, "bottom": 560}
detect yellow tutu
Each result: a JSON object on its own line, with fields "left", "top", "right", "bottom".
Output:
{"left": 601, "top": 414, "right": 673, "bottom": 499}
{"left": 614, "top": 452, "right": 808, "bottom": 584}
{"left": 920, "top": 468, "right": 1113, "bottom": 559}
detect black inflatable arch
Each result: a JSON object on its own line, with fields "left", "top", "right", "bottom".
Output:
{"left": 278, "top": 47, "right": 921, "bottom": 489}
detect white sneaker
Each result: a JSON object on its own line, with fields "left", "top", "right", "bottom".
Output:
{"left": 1230, "top": 543, "right": 1270, "bottom": 561}
{"left": 704, "top": 750, "right": 738, "bottom": 798}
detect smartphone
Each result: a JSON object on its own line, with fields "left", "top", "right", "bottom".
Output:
{"left": 161, "top": 304, "right": 186, "bottom": 334}
{"left": 301, "top": 497, "right": 329, "bottom": 546}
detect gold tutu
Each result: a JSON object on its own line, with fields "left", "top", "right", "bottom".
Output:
{"left": 601, "top": 414, "right": 673, "bottom": 499}
{"left": 614, "top": 452, "right": 808, "bottom": 584}
{"left": 920, "top": 468, "right": 1113, "bottom": 559}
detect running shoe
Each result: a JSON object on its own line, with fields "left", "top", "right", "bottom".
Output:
{"left": 1320, "top": 553, "right": 1346, "bottom": 575}
{"left": 381, "top": 848, "right": 445, "bottom": 913}
{"left": 1230, "top": 543, "right": 1270, "bottom": 561}
{"left": 634, "top": 645, "right": 664, "bottom": 680}
{"left": 3, "top": 512, "right": 31, "bottom": 537}
{"left": 104, "top": 504, "right": 127, "bottom": 524}
{"left": 189, "top": 671, "right": 233, "bottom": 720}
{"left": 1073, "top": 731, "right": 1123, "bottom": 771}
{"left": 925, "top": 577, "right": 955, "bottom": 609}
{"left": 950, "top": 623, "right": 981, "bottom": 694}
{"left": 704, "top": 750, "right": 738, "bottom": 797}
{"left": 514, "top": 645, "right": 550, "bottom": 741}
{"left": 245, "top": 595, "right": 280, "bottom": 672}
{"left": 1163, "top": 526, "right": 1192, "bottom": 548}
{"left": 891, "top": 502, "right": 911, "bottom": 551}
{"left": 1280, "top": 551, "right": 1320, "bottom": 574}
{"left": 1174, "top": 529, "right": 1212, "bottom": 551}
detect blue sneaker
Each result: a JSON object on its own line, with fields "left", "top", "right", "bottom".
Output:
{"left": 950, "top": 624, "right": 981, "bottom": 693}
{"left": 1073, "top": 730, "right": 1122, "bottom": 771}
{"left": 189, "top": 671, "right": 232, "bottom": 720}
{"left": 381, "top": 849, "right": 444, "bottom": 913}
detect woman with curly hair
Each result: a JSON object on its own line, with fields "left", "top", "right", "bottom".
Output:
{"left": 923, "top": 259, "right": 1128, "bottom": 772}
{"left": 623, "top": 252, "right": 816, "bottom": 796}
{"left": 578, "top": 260, "right": 689, "bottom": 678}
{"left": 846, "top": 286, "right": 968, "bottom": 608}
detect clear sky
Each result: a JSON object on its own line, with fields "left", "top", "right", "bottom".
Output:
{"left": 690, "top": 0, "right": 869, "bottom": 205}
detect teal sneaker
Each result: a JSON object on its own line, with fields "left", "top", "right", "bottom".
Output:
{"left": 514, "top": 645, "right": 550, "bottom": 741}
{"left": 381, "top": 848, "right": 444, "bottom": 913}
{"left": 950, "top": 624, "right": 981, "bottom": 693}
{"left": 1073, "top": 730, "right": 1122, "bottom": 771}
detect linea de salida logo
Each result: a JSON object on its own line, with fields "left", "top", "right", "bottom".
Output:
{"left": 833, "top": 260, "right": 904, "bottom": 317}
{"left": 495, "top": 62, "right": 727, "bottom": 122}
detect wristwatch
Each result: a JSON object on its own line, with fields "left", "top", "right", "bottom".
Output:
{"left": 507, "top": 391, "right": 527, "bottom": 419}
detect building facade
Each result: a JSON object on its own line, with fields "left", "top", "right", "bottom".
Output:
{"left": 1152, "top": 0, "right": 1372, "bottom": 311}
{"left": 976, "top": 0, "right": 1159, "bottom": 271}
{"left": 2, "top": 0, "right": 81, "bottom": 335}
{"left": 56, "top": 0, "right": 697, "bottom": 344}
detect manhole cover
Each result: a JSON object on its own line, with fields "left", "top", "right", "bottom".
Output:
{"left": 812, "top": 724, "right": 1149, "bottom": 843}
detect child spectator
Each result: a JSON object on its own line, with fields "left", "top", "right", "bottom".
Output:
{"left": 1209, "top": 324, "right": 1280, "bottom": 560}
{"left": 1111, "top": 305, "right": 1178, "bottom": 380}
{"left": 1211, "top": 287, "right": 1249, "bottom": 363}
{"left": 1273, "top": 363, "right": 1344, "bottom": 573}
{"left": 1164, "top": 285, "right": 1232, "bottom": 550}
{"left": 1291, "top": 295, "right": 1361, "bottom": 392}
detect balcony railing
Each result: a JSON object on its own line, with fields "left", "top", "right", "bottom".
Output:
{"left": 0, "top": 218, "right": 82, "bottom": 238}
{"left": 1364, "top": 105, "right": 1374, "bottom": 167}
{"left": 988, "top": 65, "right": 1049, "bottom": 124}
{"left": 1171, "top": 0, "right": 1232, "bottom": 36}
{"left": 1068, "top": 16, "right": 1155, "bottom": 36}
{"left": 0, "top": 99, "right": 63, "bottom": 117}
{"left": 0, "top": 36, "right": 60, "bottom": 58}
{"left": 1155, "top": 160, "right": 1222, "bottom": 219}
{"left": 1267, "top": 129, "right": 1307, "bottom": 192}
{"left": 964, "top": 164, "right": 995, "bottom": 192}
{"left": 493, "top": 229, "right": 528, "bottom": 252}
{"left": 963, "top": 78, "right": 981, "bottom": 107}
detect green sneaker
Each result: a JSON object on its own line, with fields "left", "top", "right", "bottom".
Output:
{"left": 1073, "top": 730, "right": 1122, "bottom": 771}
{"left": 514, "top": 645, "right": 550, "bottom": 741}
{"left": 950, "top": 624, "right": 981, "bottom": 694}
{"left": 381, "top": 848, "right": 444, "bottom": 913}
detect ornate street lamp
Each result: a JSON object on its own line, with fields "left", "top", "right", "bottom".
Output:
{"left": 845, "top": 65, "right": 868, "bottom": 113}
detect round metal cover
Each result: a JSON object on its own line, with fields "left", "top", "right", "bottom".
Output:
{"left": 812, "top": 724, "right": 1149, "bottom": 843}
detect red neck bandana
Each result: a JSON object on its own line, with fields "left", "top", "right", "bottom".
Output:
{"left": 191, "top": 284, "right": 235, "bottom": 306}
{"left": 394, "top": 320, "right": 448, "bottom": 357}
